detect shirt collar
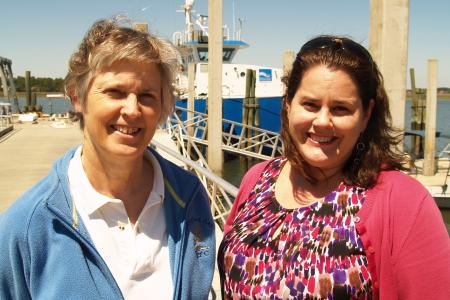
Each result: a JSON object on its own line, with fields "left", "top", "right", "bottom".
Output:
{"left": 143, "top": 149, "right": 165, "bottom": 209}
{"left": 70, "top": 147, "right": 165, "bottom": 216}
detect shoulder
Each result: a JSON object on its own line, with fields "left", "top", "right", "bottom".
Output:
{"left": 371, "top": 170, "right": 430, "bottom": 200}
{"left": 150, "top": 147, "right": 200, "bottom": 185}
{"left": 236, "top": 158, "right": 277, "bottom": 203}
{"left": 247, "top": 159, "right": 273, "bottom": 176}
{"left": 1, "top": 174, "right": 55, "bottom": 233}
{"left": 240, "top": 158, "right": 275, "bottom": 187}
{"left": 150, "top": 148, "right": 208, "bottom": 211}
{"left": 364, "top": 170, "right": 436, "bottom": 226}
{"left": 0, "top": 177, "right": 55, "bottom": 268}
{"left": 0, "top": 149, "right": 75, "bottom": 243}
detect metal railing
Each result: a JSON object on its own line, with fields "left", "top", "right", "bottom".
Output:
{"left": 168, "top": 106, "right": 283, "bottom": 160}
{"left": 0, "top": 103, "right": 13, "bottom": 131}
{"left": 151, "top": 138, "right": 238, "bottom": 229}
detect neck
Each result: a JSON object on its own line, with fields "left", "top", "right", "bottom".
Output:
{"left": 81, "top": 144, "right": 154, "bottom": 223}
{"left": 290, "top": 162, "right": 343, "bottom": 203}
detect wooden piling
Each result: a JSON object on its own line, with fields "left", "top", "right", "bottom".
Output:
{"left": 253, "top": 71, "right": 260, "bottom": 129}
{"left": 25, "top": 71, "right": 31, "bottom": 111}
{"left": 241, "top": 69, "right": 253, "bottom": 168}
{"left": 247, "top": 70, "right": 256, "bottom": 131}
{"left": 423, "top": 59, "right": 438, "bottom": 176}
{"left": 207, "top": 0, "right": 223, "bottom": 175}
{"left": 369, "top": 0, "right": 409, "bottom": 133}
{"left": 31, "top": 92, "right": 37, "bottom": 110}
{"left": 409, "top": 68, "right": 426, "bottom": 157}
{"left": 282, "top": 50, "right": 295, "bottom": 78}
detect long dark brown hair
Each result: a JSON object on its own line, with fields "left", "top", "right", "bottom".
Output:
{"left": 281, "top": 35, "right": 411, "bottom": 188}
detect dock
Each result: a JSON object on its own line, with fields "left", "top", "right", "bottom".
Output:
{"left": 411, "top": 158, "right": 450, "bottom": 207}
{"left": 0, "top": 119, "right": 81, "bottom": 211}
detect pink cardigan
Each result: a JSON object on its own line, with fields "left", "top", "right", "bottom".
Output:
{"left": 224, "top": 160, "right": 450, "bottom": 299}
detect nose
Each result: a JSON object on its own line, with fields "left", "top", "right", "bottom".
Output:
{"left": 312, "top": 108, "right": 333, "bottom": 129}
{"left": 121, "top": 94, "right": 141, "bottom": 118}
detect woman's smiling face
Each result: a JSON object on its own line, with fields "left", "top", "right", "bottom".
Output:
{"left": 287, "top": 65, "right": 373, "bottom": 177}
{"left": 74, "top": 59, "right": 162, "bottom": 161}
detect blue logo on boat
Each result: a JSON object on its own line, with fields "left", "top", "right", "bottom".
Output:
{"left": 259, "top": 69, "right": 272, "bottom": 81}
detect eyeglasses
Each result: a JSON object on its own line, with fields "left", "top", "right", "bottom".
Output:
{"left": 299, "top": 36, "right": 374, "bottom": 64}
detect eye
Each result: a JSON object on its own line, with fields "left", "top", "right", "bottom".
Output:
{"left": 333, "top": 105, "right": 350, "bottom": 115}
{"left": 302, "top": 101, "right": 319, "bottom": 111}
{"left": 104, "top": 88, "right": 125, "bottom": 99}
{"left": 139, "top": 93, "right": 156, "bottom": 102}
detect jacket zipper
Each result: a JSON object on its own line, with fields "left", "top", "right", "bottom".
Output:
{"left": 48, "top": 205, "right": 124, "bottom": 299}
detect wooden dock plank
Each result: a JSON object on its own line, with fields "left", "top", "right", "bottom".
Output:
{"left": 0, "top": 120, "right": 81, "bottom": 212}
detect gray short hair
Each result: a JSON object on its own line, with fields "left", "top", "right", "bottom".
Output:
{"left": 65, "top": 18, "right": 180, "bottom": 127}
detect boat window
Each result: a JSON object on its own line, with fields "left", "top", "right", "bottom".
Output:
{"left": 197, "top": 48, "right": 208, "bottom": 62}
{"left": 223, "top": 48, "right": 235, "bottom": 62}
{"left": 240, "top": 72, "right": 245, "bottom": 77}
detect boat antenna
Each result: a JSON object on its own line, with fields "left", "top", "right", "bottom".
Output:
{"left": 232, "top": 0, "right": 236, "bottom": 40}
{"left": 238, "top": 17, "right": 245, "bottom": 40}
{"left": 184, "top": 0, "right": 195, "bottom": 41}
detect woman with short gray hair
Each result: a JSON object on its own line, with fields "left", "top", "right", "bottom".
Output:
{"left": 0, "top": 18, "right": 215, "bottom": 299}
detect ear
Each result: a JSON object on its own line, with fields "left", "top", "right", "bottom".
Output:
{"left": 70, "top": 94, "right": 82, "bottom": 113}
{"left": 285, "top": 98, "right": 292, "bottom": 115}
{"left": 362, "top": 99, "right": 375, "bottom": 131}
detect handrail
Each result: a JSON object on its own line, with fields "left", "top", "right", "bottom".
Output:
{"left": 169, "top": 106, "right": 283, "bottom": 160}
{"left": 151, "top": 139, "right": 239, "bottom": 197}
{"left": 151, "top": 137, "right": 237, "bottom": 229}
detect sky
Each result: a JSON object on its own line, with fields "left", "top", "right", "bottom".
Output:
{"left": 1, "top": 0, "right": 449, "bottom": 88}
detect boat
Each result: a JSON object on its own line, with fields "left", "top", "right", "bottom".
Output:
{"left": 172, "top": 0, "right": 283, "bottom": 132}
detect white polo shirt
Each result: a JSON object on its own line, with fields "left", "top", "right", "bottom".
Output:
{"left": 68, "top": 147, "right": 173, "bottom": 299}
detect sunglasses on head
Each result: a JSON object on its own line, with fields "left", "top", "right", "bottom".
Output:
{"left": 299, "top": 36, "right": 374, "bottom": 63}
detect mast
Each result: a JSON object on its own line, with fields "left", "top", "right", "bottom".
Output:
{"left": 184, "top": 0, "right": 195, "bottom": 41}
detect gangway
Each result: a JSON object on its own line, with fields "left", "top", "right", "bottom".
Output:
{"left": 0, "top": 57, "right": 20, "bottom": 113}
{"left": 158, "top": 106, "right": 283, "bottom": 229}
{"left": 167, "top": 106, "right": 283, "bottom": 160}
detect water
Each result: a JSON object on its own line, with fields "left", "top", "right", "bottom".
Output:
{"left": 404, "top": 99, "right": 450, "bottom": 154}
{"left": 0, "top": 96, "right": 73, "bottom": 114}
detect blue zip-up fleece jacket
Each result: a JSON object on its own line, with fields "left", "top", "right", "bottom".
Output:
{"left": 0, "top": 147, "right": 215, "bottom": 299}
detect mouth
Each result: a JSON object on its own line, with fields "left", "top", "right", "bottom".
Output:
{"left": 308, "top": 133, "right": 337, "bottom": 144}
{"left": 111, "top": 125, "right": 141, "bottom": 136}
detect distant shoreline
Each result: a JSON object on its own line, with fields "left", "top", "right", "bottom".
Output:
{"left": 8, "top": 91, "right": 450, "bottom": 100}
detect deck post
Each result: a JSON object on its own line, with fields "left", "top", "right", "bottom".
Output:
{"left": 207, "top": 0, "right": 223, "bottom": 175}
{"left": 282, "top": 50, "right": 295, "bottom": 79}
{"left": 369, "top": 0, "right": 409, "bottom": 134}
{"left": 423, "top": 59, "right": 438, "bottom": 176}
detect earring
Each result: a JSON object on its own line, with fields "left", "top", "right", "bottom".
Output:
{"left": 352, "top": 135, "right": 367, "bottom": 170}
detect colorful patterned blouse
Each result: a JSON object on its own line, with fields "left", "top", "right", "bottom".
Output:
{"left": 219, "top": 158, "right": 372, "bottom": 299}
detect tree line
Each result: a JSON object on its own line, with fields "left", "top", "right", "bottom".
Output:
{"left": 12, "top": 75, "right": 450, "bottom": 95}
{"left": 14, "top": 76, "right": 64, "bottom": 93}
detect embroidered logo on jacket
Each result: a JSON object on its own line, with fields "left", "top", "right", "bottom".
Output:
{"left": 189, "top": 217, "right": 213, "bottom": 258}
